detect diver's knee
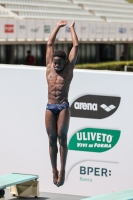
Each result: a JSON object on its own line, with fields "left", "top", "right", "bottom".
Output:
{"left": 48, "top": 135, "right": 57, "bottom": 146}
{"left": 58, "top": 135, "right": 67, "bottom": 147}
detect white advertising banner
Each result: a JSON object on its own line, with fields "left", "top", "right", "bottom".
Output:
{"left": 0, "top": 19, "right": 133, "bottom": 41}
{"left": 88, "top": 22, "right": 96, "bottom": 40}
{"left": 116, "top": 23, "right": 121, "bottom": 40}
{"left": 121, "top": 23, "right": 128, "bottom": 40}
{"left": 0, "top": 19, "right": 8, "bottom": 40}
{"left": 35, "top": 20, "right": 44, "bottom": 40}
{"left": 129, "top": 23, "right": 133, "bottom": 40}
{"left": 109, "top": 23, "right": 116, "bottom": 40}
{"left": 103, "top": 22, "right": 109, "bottom": 40}
{"left": 116, "top": 23, "right": 127, "bottom": 40}
{"left": 0, "top": 66, "right": 133, "bottom": 197}
{"left": 17, "top": 20, "right": 26, "bottom": 40}
{"left": 44, "top": 20, "right": 53, "bottom": 40}
{"left": 80, "top": 21, "right": 88, "bottom": 40}
{"left": 27, "top": 20, "right": 36, "bottom": 40}
{"left": 96, "top": 22, "right": 103, "bottom": 40}
{"left": 6, "top": 19, "right": 17, "bottom": 40}
{"left": 75, "top": 21, "right": 81, "bottom": 40}
{"left": 65, "top": 20, "right": 72, "bottom": 40}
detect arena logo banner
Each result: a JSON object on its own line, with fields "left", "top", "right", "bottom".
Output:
{"left": 68, "top": 128, "right": 121, "bottom": 153}
{"left": 70, "top": 95, "right": 121, "bottom": 119}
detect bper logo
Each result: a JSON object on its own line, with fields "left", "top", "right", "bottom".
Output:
{"left": 70, "top": 95, "right": 121, "bottom": 119}
{"left": 80, "top": 166, "right": 112, "bottom": 177}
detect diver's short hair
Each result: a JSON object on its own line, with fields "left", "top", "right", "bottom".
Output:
{"left": 53, "top": 50, "right": 66, "bottom": 60}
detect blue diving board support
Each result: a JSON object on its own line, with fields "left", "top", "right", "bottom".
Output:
{"left": 0, "top": 173, "right": 39, "bottom": 199}
{"left": 82, "top": 188, "right": 133, "bottom": 200}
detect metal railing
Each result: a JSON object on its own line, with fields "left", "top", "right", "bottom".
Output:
{"left": 124, "top": 65, "right": 133, "bottom": 71}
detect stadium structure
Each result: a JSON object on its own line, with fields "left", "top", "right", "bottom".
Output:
{"left": 0, "top": 0, "right": 133, "bottom": 65}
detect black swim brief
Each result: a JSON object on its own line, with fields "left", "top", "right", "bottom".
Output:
{"left": 46, "top": 102, "right": 69, "bottom": 115}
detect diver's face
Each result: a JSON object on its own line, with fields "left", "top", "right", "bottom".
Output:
{"left": 53, "top": 56, "right": 65, "bottom": 72}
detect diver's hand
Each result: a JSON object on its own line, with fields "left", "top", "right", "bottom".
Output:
{"left": 69, "top": 21, "right": 75, "bottom": 28}
{"left": 57, "top": 20, "right": 67, "bottom": 28}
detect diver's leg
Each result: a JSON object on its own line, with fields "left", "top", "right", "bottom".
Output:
{"left": 56, "top": 108, "right": 70, "bottom": 187}
{"left": 45, "top": 109, "right": 58, "bottom": 184}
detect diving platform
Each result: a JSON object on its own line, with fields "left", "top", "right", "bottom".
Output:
{"left": 0, "top": 173, "right": 39, "bottom": 199}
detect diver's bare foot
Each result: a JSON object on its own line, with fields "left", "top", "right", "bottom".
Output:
{"left": 56, "top": 171, "right": 65, "bottom": 187}
{"left": 53, "top": 170, "right": 59, "bottom": 185}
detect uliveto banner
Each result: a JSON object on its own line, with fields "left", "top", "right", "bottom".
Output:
{"left": 0, "top": 66, "right": 133, "bottom": 197}
{"left": 68, "top": 128, "right": 121, "bottom": 152}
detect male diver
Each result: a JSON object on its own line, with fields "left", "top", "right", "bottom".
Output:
{"left": 45, "top": 20, "right": 79, "bottom": 187}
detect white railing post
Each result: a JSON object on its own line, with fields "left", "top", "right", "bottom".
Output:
{"left": 124, "top": 66, "right": 133, "bottom": 72}
{"left": 124, "top": 65, "right": 127, "bottom": 71}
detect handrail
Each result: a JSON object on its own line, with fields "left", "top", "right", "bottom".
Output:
{"left": 124, "top": 65, "right": 133, "bottom": 71}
